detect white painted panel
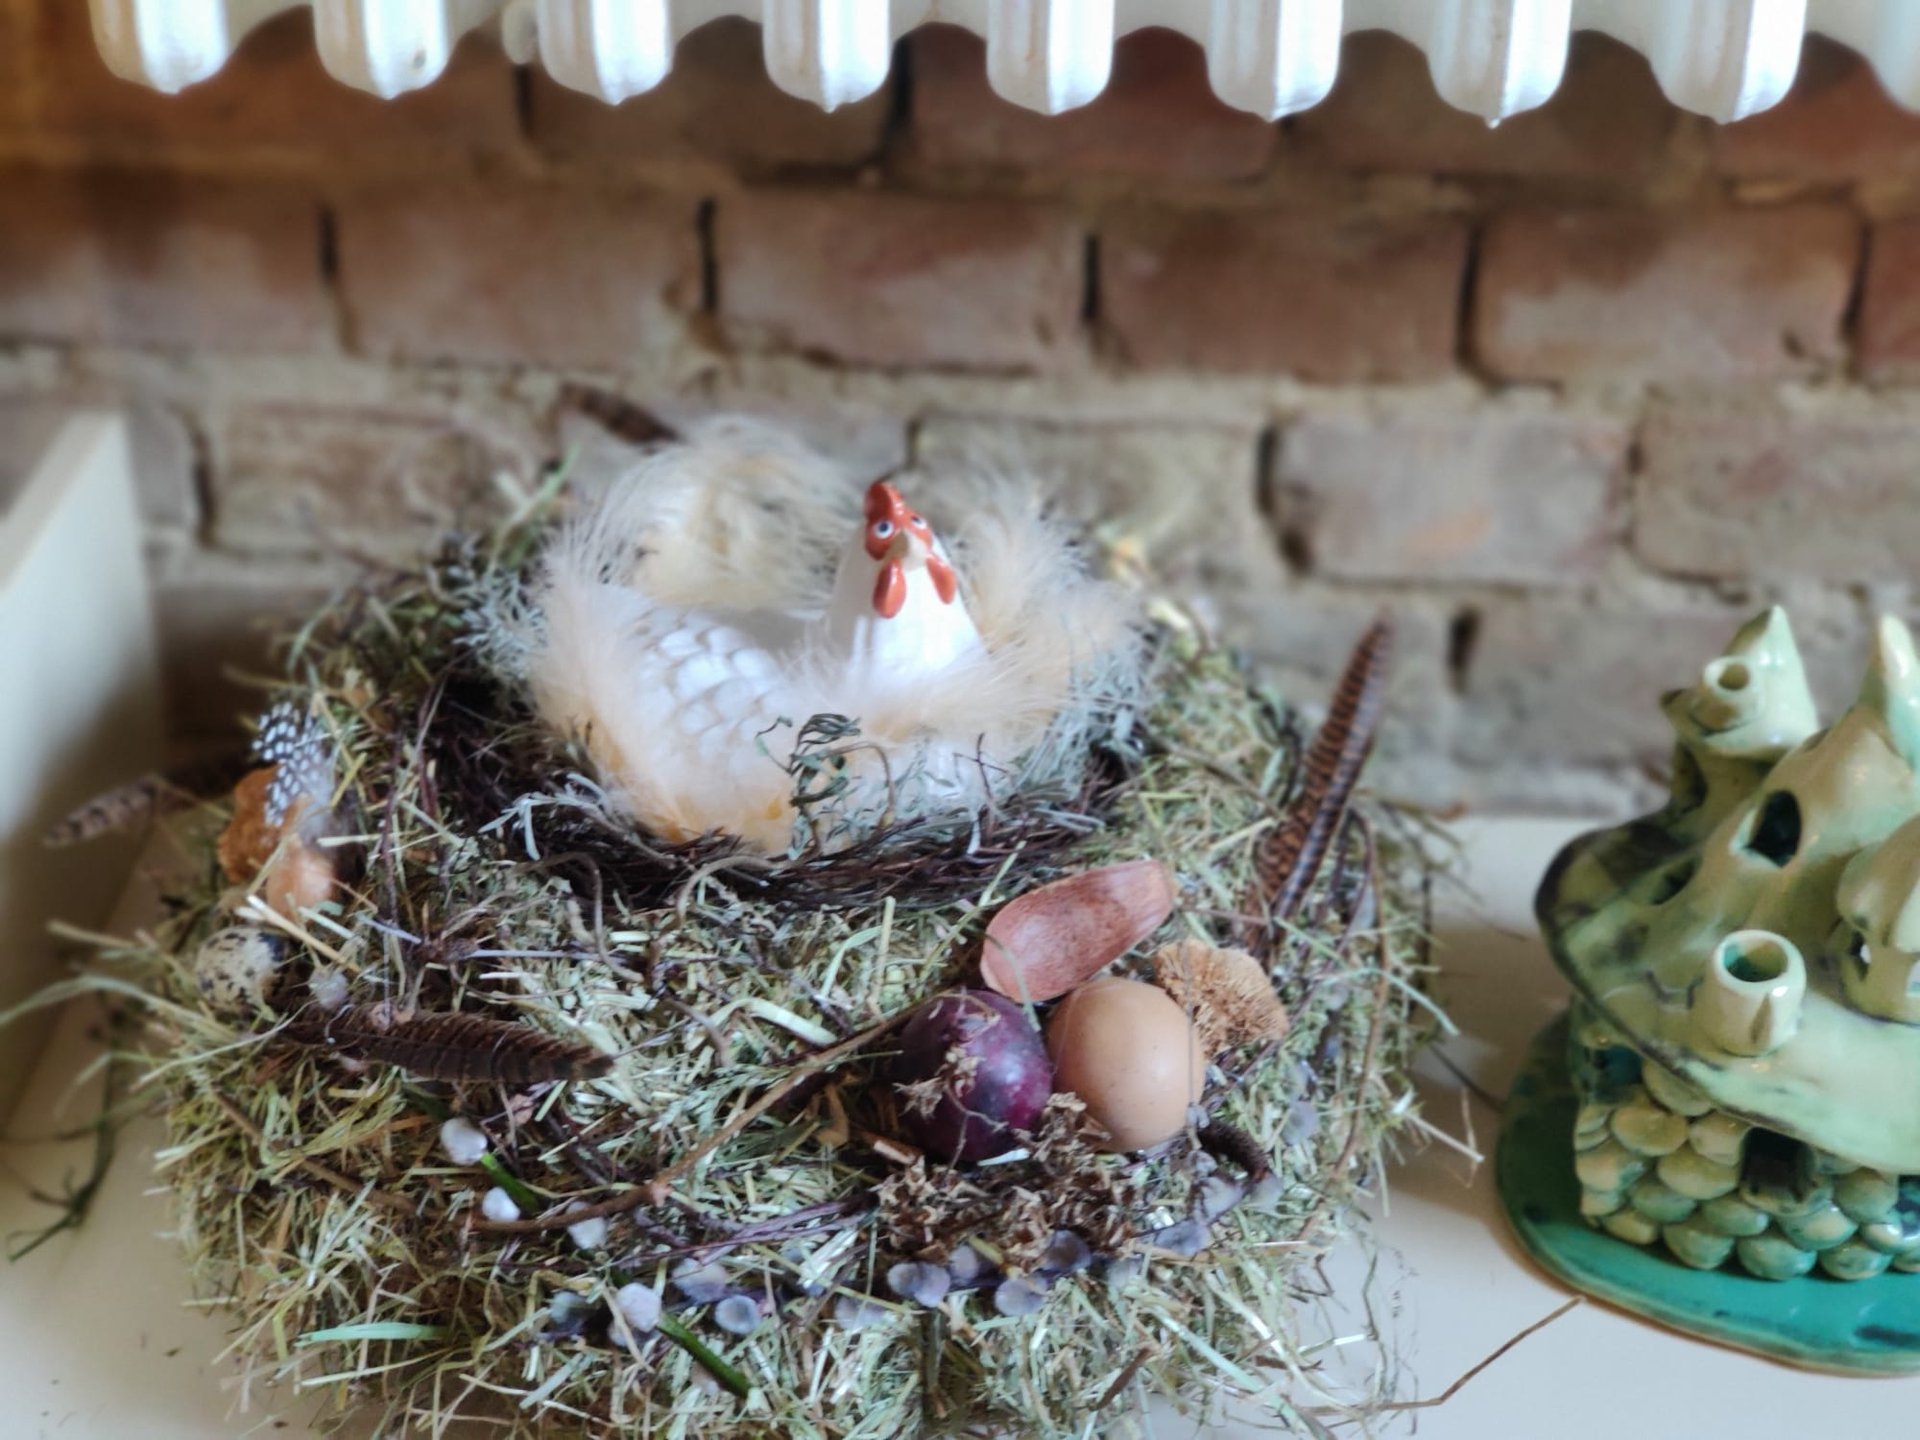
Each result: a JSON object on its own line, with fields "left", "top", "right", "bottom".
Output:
{"left": 84, "top": 0, "right": 1912, "bottom": 120}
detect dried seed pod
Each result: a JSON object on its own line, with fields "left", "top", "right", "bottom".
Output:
{"left": 981, "top": 859, "right": 1175, "bottom": 1004}
{"left": 1151, "top": 939, "right": 1290, "bottom": 1056}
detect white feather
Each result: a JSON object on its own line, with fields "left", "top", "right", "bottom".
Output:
{"left": 523, "top": 420, "right": 1140, "bottom": 853}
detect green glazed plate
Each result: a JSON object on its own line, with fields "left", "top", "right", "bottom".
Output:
{"left": 1497, "top": 1014, "right": 1920, "bottom": 1375}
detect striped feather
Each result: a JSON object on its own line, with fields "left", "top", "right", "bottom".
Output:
{"left": 1245, "top": 617, "right": 1394, "bottom": 958}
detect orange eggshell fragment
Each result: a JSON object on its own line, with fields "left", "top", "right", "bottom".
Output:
{"left": 265, "top": 840, "right": 338, "bottom": 917}
{"left": 218, "top": 765, "right": 337, "bottom": 918}
{"left": 1046, "top": 977, "right": 1206, "bottom": 1152}
{"left": 217, "top": 767, "right": 282, "bottom": 883}
{"left": 981, "top": 859, "right": 1174, "bottom": 1003}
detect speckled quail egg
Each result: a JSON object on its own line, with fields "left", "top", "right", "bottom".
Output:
{"left": 194, "top": 926, "right": 290, "bottom": 1018}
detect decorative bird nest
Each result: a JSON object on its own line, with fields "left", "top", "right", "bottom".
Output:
{"left": 38, "top": 432, "right": 1438, "bottom": 1437}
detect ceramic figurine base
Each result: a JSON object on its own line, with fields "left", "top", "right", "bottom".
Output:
{"left": 1498, "top": 1015, "right": 1920, "bottom": 1375}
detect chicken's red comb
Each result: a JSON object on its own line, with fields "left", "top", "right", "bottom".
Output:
{"left": 865, "top": 480, "right": 909, "bottom": 525}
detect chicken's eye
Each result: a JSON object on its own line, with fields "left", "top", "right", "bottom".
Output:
{"left": 872, "top": 520, "right": 895, "bottom": 539}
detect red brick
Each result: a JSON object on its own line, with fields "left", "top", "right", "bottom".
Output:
{"left": 0, "top": 167, "right": 329, "bottom": 350}
{"left": 209, "top": 402, "right": 500, "bottom": 559}
{"left": 334, "top": 186, "right": 700, "bottom": 368}
{"left": 907, "top": 25, "right": 1275, "bottom": 181}
{"left": 1275, "top": 406, "right": 1627, "bottom": 585}
{"left": 1101, "top": 212, "right": 1466, "bottom": 379}
{"left": 25, "top": 3, "right": 516, "bottom": 157}
{"left": 1293, "top": 31, "right": 1676, "bottom": 179}
{"left": 1459, "top": 602, "right": 1764, "bottom": 766}
{"left": 1460, "top": 596, "right": 1864, "bottom": 768}
{"left": 913, "top": 416, "right": 1271, "bottom": 589}
{"left": 1714, "top": 37, "right": 1920, "bottom": 181}
{"left": 0, "top": 0, "right": 24, "bottom": 138}
{"left": 530, "top": 17, "right": 887, "bottom": 170}
{"left": 1473, "top": 207, "right": 1858, "bottom": 382}
{"left": 1859, "top": 219, "right": 1920, "bottom": 380}
{"left": 717, "top": 191, "right": 1081, "bottom": 370}
{"left": 1635, "top": 400, "right": 1920, "bottom": 582}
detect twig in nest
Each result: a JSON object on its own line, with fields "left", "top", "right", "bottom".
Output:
{"left": 289, "top": 1003, "right": 612, "bottom": 1085}
{"left": 470, "top": 1013, "right": 902, "bottom": 1234}
{"left": 553, "top": 383, "right": 679, "bottom": 448}
{"left": 1244, "top": 617, "right": 1393, "bottom": 960}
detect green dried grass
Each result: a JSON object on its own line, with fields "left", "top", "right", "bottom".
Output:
{"left": 53, "top": 488, "right": 1441, "bottom": 1438}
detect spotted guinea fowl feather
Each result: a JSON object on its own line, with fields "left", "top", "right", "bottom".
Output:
{"left": 253, "top": 701, "right": 336, "bottom": 827}
{"left": 1244, "top": 617, "right": 1394, "bottom": 961}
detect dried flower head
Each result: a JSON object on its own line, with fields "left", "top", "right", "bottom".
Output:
{"left": 1152, "top": 939, "right": 1290, "bottom": 1056}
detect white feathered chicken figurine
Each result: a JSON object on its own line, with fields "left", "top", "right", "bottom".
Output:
{"left": 525, "top": 422, "right": 1137, "bottom": 854}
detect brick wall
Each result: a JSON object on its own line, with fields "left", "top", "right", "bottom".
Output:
{"left": 4, "top": 8, "right": 1918, "bottom": 817}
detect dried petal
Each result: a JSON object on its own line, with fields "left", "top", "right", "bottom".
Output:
{"left": 992, "top": 1276, "right": 1050, "bottom": 1316}
{"left": 1196, "top": 1174, "right": 1245, "bottom": 1222}
{"left": 672, "top": 1259, "right": 731, "bottom": 1304}
{"left": 1151, "top": 939, "right": 1289, "bottom": 1056}
{"left": 1147, "top": 1217, "right": 1210, "bottom": 1258}
{"left": 946, "top": 1243, "right": 993, "bottom": 1286}
{"left": 982, "top": 860, "right": 1175, "bottom": 1003}
{"left": 614, "top": 1282, "right": 661, "bottom": 1335}
{"left": 1282, "top": 1099, "right": 1320, "bottom": 1148}
{"left": 832, "top": 1293, "right": 892, "bottom": 1330}
{"left": 714, "top": 1295, "right": 761, "bottom": 1336}
{"left": 886, "top": 1260, "right": 952, "bottom": 1307}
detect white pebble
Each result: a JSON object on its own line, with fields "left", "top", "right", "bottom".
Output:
{"left": 439, "top": 1117, "right": 489, "bottom": 1166}
{"left": 308, "top": 965, "right": 351, "bottom": 1013}
{"left": 614, "top": 1282, "right": 661, "bottom": 1335}
{"left": 566, "top": 1211, "right": 610, "bottom": 1250}
{"left": 480, "top": 1187, "right": 521, "bottom": 1222}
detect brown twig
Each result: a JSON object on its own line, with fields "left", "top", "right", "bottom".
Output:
{"left": 1369, "top": 1298, "right": 1582, "bottom": 1412}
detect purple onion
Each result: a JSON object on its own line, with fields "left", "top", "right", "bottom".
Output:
{"left": 888, "top": 990, "right": 1053, "bottom": 1164}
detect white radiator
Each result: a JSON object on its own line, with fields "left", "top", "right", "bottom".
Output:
{"left": 88, "top": 0, "right": 1920, "bottom": 124}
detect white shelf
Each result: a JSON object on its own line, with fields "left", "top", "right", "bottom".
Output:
{"left": 4, "top": 817, "right": 1917, "bottom": 1435}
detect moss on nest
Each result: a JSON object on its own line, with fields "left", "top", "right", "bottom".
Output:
{"left": 54, "top": 492, "right": 1440, "bottom": 1437}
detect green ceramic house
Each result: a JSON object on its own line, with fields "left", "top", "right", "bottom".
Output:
{"left": 1537, "top": 608, "right": 1920, "bottom": 1283}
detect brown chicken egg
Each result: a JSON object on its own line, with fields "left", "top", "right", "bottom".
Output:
{"left": 1046, "top": 977, "right": 1206, "bottom": 1152}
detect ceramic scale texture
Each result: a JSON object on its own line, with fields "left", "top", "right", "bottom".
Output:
{"left": 1498, "top": 1017, "right": 1920, "bottom": 1374}
{"left": 1506, "top": 604, "right": 1920, "bottom": 1365}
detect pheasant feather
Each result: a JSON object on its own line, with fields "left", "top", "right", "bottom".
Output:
{"left": 1246, "top": 618, "right": 1394, "bottom": 958}
{"left": 292, "top": 1003, "right": 612, "bottom": 1086}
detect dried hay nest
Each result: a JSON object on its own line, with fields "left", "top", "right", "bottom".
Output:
{"left": 38, "top": 490, "right": 1442, "bottom": 1438}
